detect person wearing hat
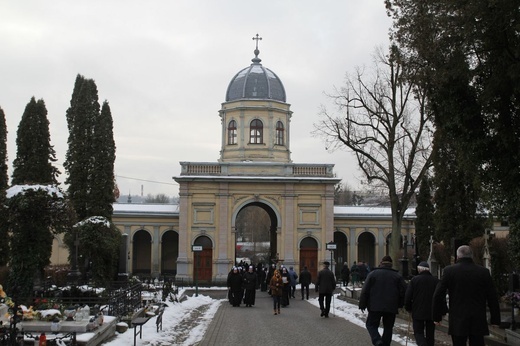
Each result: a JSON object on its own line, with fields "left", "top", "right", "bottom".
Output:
{"left": 359, "top": 255, "right": 406, "bottom": 346}
{"left": 405, "top": 261, "right": 441, "bottom": 346}
{"left": 315, "top": 261, "right": 336, "bottom": 318}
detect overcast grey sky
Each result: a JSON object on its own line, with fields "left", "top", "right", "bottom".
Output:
{"left": 0, "top": 1, "right": 392, "bottom": 198}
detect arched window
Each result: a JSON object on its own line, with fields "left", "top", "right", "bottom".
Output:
{"left": 250, "top": 119, "right": 263, "bottom": 144}
{"left": 228, "top": 120, "right": 237, "bottom": 145}
{"left": 275, "top": 121, "right": 284, "bottom": 145}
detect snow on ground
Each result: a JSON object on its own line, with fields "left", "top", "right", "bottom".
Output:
{"left": 101, "top": 285, "right": 416, "bottom": 346}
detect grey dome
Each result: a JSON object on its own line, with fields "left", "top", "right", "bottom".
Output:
{"left": 225, "top": 50, "right": 286, "bottom": 102}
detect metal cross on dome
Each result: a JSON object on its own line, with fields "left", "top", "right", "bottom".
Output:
{"left": 252, "top": 33, "right": 262, "bottom": 50}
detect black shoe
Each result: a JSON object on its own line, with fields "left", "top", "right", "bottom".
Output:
{"left": 324, "top": 314, "right": 329, "bottom": 318}
{"left": 320, "top": 310, "right": 324, "bottom": 317}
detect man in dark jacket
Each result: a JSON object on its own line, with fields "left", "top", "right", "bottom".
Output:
{"left": 299, "top": 266, "right": 312, "bottom": 300}
{"left": 359, "top": 255, "right": 406, "bottom": 346}
{"left": 405, "top": 261, "right": 440, "bottom": 346}
{"left": 316, "top": 261, "right": 336, "bottom": 318}
{"left": 432, "top": 245, "right": 500, "bottom": 346}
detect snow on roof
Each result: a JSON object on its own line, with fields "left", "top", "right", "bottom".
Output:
{"left": 113, "top": 203, "right": 179, "bottom": 216}
{"left": 334, "top": 206, "right": 416, "bottom": 219}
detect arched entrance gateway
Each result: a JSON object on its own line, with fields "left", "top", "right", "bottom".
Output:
{"left": 234, "top": 203, "right": 277, "bottom": 266}
{"left": 173, "top": 42, "right": 340, "bottom": 283}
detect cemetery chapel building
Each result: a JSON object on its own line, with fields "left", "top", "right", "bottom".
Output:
{"left": 80, "top": 43, "right": 419, "bottom": 283}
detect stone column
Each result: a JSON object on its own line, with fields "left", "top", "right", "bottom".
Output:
{"left": 215, "top": 183, "right": 231, "bottom": 283}
{"left": 152, "top": 225, "right": 160, "bottom": 278}
{"left": 283, "top": 185, "right": 295, "bottom": 266}
{"left": 176, "top": 183, "right": 190, "bottom": 282}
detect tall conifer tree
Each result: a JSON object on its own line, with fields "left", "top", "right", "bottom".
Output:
{"left": 7, "top": 98, "right": 67, "bottom": 301}
{"left": 64, "top": 75, "right": 119, "bottom": 284}
{"left": 0, "top": 107, "right": 8, "bottom": 266}
{"left": 12, "top": 97, "right": 59, "bottom": 185}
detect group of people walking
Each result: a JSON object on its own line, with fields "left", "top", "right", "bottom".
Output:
{"left": 358, "top": 245, "right": 501, "bottom": 346}
{"left": 227, "top": 265, "right": 260, "bottom": 307}
{"left": 228, "top": 244, "right": 501, "bottom": 346}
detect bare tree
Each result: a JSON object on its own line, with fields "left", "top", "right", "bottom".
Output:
{"left": 144, "top": 193, "right": 171, "bottom": 204}
{"left": 313, "top": 46, "right": 434, "bottom": 267}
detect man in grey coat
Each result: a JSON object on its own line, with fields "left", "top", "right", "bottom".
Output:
{"left": 433, "top": 245, "right": 500, "bottom": 346}
{"left": 315, "top": 261, "right": 336, "bottom": 318}
{"left": 359, "top": 255, "right": 406, "bottom": 346}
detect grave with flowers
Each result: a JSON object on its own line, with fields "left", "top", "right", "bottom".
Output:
{"left": 0, "top": 284, "right": 117, "bottom": 345}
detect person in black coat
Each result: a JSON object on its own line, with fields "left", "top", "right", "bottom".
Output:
{"left": 242, "top": 266, "right": 258, "bottom": 307}
{"left": 227, "top": 267, "right": 243, "bottom": 307}
{"left": 341, "top": 262, "right": 351, "bottom": 287}
{"left": 316, "top": 261, "right": 336, "bottom": 318}
{"left": 432, "top": 245, "right": 500, "bottom": 346}
{"left": 359, "top": 255, "right": 406, "bottom": 346}
{"left": 299, "top": 266, "right": 312, "bottom": 300}
{"left": 405, "top": 261, "right": 441, "bottom": 346}
{"left": 258, "top": 265, "right": 267, "bottom": 291}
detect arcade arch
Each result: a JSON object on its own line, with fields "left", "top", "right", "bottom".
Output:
{"left": 333, "top": 231, "right": 348, "bottom": 277}
{"left": 132, "top": 229, "right": 152, "bottom": 275}
{"left": 161, "top": 230, "right": 179, "bottom": 276}
{"left": 357, "top": 231, "right": 376, "bottom": 268}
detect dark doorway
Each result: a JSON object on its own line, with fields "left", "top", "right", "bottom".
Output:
{"left": 357, "top": 232, "right": 376, "bottom": 269}
{"left": 161, "top": 230, "right": 178, "bottom": 276}
{"left": 132, "top": 230, "right": 151, "bottom": 275}
{"left": 333, "top": 231, "right": 348, "bottom": 278}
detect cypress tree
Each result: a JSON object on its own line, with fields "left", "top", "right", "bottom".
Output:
{"left": 90, "top": 101, "right": 116, "bottom": 219}
{"left": 65, "top": 75, "right": 101, "bottom": 220}
{"left": 64, "top": 75, "right": 118, "bottom": 284}
{"left": 414, "top": 175, "right": 435, "bottom": 260}
{"left": 0, "top": 107, "right": 8, "bottom": 266}
{"left": 12, "top": 97, "right": 59, "bottom": 185}
{"left": 6, "top": 98, "right": 68, "bottom": 301}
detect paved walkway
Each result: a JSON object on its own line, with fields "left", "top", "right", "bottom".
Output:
{"left": 198, "top": 290, "right": 390, "bottom": 346}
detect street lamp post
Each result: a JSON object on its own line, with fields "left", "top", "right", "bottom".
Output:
{"left": 192, "top": 245, "right": 203, "bottom": 297}
{"left": 400, "top": 235, "right": 409, "bottom": 279}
